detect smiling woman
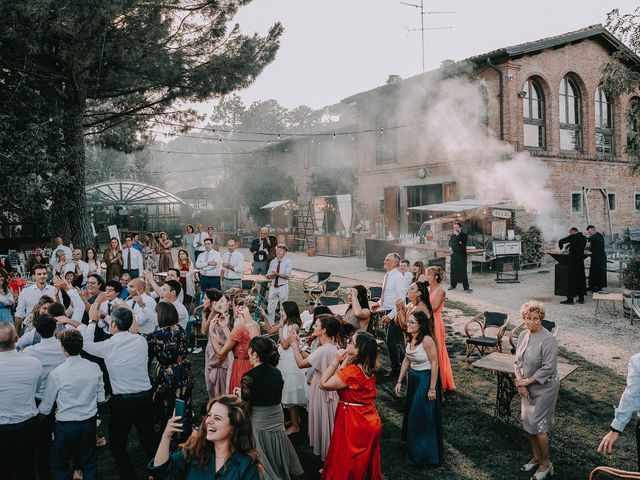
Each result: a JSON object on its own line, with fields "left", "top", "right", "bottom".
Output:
{"left": 149, "top": 395, "right": 262, "bottom": 480}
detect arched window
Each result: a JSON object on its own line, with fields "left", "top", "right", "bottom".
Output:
{"left": 559, "top": 76, "right": 581, "bottom": 152}
{"left": 522, "top": 78, "right": 545, "bottom": 148}
{"left": 595, "top": 86, "right": 613, "bottom": 154}
{"left": 627, "top": 97, "right": 640, "bottom": 156}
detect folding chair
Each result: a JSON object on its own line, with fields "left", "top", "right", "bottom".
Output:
{"left": 303, "top": 271, "right": 331, "bottom": 304}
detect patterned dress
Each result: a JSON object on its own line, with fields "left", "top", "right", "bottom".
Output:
{"left": 144, "top": 326, "right": 194, "bottom": 442}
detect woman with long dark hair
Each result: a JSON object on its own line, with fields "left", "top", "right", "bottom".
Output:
{"left": 395, "top": 281, "right": 433, "bottom": 331}
{"left": 157, "top": 232, "right": 174, "bottom": 273}
{"left": 0, "top": 269, "right": 15, "bottom": 324}
{"left": 395, "top": 310, "right": 442, "bottom": 465}
{"left": 151, "top": 395, "right": 261, "bottom": 479}
{"left": 289, "top": 314, "right": 342, "bottom": 461}
{"left": 343, "top": 285, "right": 372, "bottom": 332}
{"left": 412, "top": 261, "right": 426, "bottom": 283}
{"left": 85, "top": 247, "right": 101, "bottom": 276}
{"left": 320, "top": 331, "right": 383, "bottom": 479}
{"left": 237, "top": 336, "right": 303, "bottom": 480}
{"left": 144, "top": 301, "right": 193, "bottom": 445}
{"left": 143, "top": 233, "right": 159, "bottom": 273}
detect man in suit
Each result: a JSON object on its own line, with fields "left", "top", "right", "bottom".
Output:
{"left": 558, "top": 227, "right": 587, "bottom": 304}
{"left": 586, "top": 225, "right": 607, "bottom": 293}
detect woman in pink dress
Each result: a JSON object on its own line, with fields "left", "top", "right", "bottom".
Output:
{"left": 426, "top": 266, "right": 456, "bottom": 392}
{"left": 210, "top": 299, "right": 261, "bottom": 394}
{"left": 289, "top": 314, "right": 342, "bottom": 461}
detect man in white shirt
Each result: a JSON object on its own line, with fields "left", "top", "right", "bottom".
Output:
{"left": 221, "top": 238, "right": 245, "bottom": 292}
{"left": 144, "top": 268, "right": 184, "bottom": 304}
{"left": 162, "top": 280, "right": 189, "bottom": 330}
{"left": 398, "top": 259, "right": 413, "bottom": 299}
{"left": 597, "top": 351, "right": 640, "bottom": 470}
{"left": 95, "top": 280, "right": 126, "bottom": 338}
{"left": 0, "top": 322, "right": 43, "bottom": 480}
{"left": 192, "top": 223, "right": 209, "bottom": 261}
{"left": 39, "top": 329, "right": 105, "bottom": 480}
{"left": 49, "top": 237, "right": 73, "bottom": 268}
{"left": 266, "top": 244, "right": 293, "bottom": 323}
{"left": 71, "top": 248, "right": 89, "bottom": 287}
{"left": 121, "top": 235, "right": 144, "bottom": 279}
{"left": 23, "top": 315, "right": 65, "bottom": 480}
{"left": 80, "top": 306, "right": 155, "bottom": 480}
{"left": 126, "top": 278, "right": 157, "bottom": 334}
{"left": 15, "top": 264, "right": 57, "bottom": 333}
{"left": 195, "top": 237, "right": 221, "bottom": 291}
{"left": 372, "top": 252, "right": 405, "bottom": 375}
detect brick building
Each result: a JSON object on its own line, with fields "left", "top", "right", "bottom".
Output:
{"left": 342, "top": 25, "right": 640, "bottom": 239}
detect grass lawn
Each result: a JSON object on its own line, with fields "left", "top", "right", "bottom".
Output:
{"left": 95, "top": 282, "right": 637, "bottom": 479}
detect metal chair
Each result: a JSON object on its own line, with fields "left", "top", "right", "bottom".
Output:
{"left": 589, "top": 466, "right": 640, "bottom": 479}
{"left": 317, "top": 296, "right": 343, "bottom": 306}
{"left": 464, "top": 311, "right": 509, "bottom": 361}
{"left": 303, "top": 271, "right": 332, "bottom": 304}
{"left": 324, "top": 280, "right": 341, "bottom": 297}
{"left": 368, "top": 286, "right": 382, "bottom": 302}
{"left": 187, "top": 304, "right": 207, "bottom": 349}
{"left": 509, "top": 320, "right": 558, "bottom": 354}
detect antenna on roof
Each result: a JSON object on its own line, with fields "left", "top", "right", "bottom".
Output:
{"left": 400, "top": 1, "right": 455, "bottom": 73}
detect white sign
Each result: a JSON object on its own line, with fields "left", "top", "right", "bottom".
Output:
{"left": 492, "top": 209, "right": 511, "bottom": 219}
{"left": 107, "top": 225, "right": 121, "bottom": 245}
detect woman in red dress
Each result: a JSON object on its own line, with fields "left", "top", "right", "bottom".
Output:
{"left": 319, "top": 331, "right": 383, "bottom": 480}
{"left": 426, "top": 266, "right": 456, "bottom": 392}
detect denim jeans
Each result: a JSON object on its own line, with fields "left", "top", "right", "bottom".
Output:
{"left": 51, "top": 418, "right": 97, "bottom": 480}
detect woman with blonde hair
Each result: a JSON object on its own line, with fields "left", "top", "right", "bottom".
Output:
{"left": 514, "top": 300, "right": 559, "bottom": 480}
{"left": 103, "top": 237, "right": 123, "bottom": 281}
{"left": 157, "top": 232, "right": 174, "bottom": 273}
{"left": 426, "top": 266, "right": 456, "bottom": 393}
{"left": 151, "top": 395, "right": 261, "bottom": 479}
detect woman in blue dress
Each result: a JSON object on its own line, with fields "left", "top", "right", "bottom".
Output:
{"left": 395, "top": 310, "right": 443, "bottom": 465}
{"left": 150, "top": 395, "right": 262, "bottom": 479}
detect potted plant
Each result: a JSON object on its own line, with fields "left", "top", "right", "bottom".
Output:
{"left": 622, "top": 255, "right": 640, "bottom": 320}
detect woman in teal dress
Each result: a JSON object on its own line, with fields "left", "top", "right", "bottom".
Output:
{"left": 150, "top": 395, "right": 262, "bottom": 479}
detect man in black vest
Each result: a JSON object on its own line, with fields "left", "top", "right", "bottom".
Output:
{"left": 249, "top": 227, "right": 275, "bottom": 275}
{"left": 586, "top": 225, "right": 607, "bottom": 293}
{"left": 558, "top": 227, "right": 587, "bottom": 304}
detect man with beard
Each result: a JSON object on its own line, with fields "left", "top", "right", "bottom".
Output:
{"left": 558, "top": 227, "right": 587, "bottom": 304}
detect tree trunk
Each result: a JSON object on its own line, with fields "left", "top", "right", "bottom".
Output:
{"left": 50, "top": 101, "right": 94, "bottom": 251}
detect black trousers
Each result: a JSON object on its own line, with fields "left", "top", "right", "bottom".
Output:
{"left": 386, "top": 320, "right": 405, "bottom": 372}
{"left": 450, "top": 254, "right": 469, "bottom": 290}
{"left": 109, "top": 393, "right": 157, "bottom": 480}
{"left": 35, "top": 405, "right": 55, "bottom": 480}
{"left": 51, "top": 418, "right": 97, "bottom": 480}
{"left": 0, "top": 417, "right": 38, "bottom": 480}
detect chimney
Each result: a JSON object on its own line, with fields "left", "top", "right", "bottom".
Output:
{"left": 386, "top": 74, "right": 402, "bottom": 85}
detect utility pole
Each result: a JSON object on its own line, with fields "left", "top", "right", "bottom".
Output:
{"left": 400, "top": 1, "right": 454, "bottom": 72}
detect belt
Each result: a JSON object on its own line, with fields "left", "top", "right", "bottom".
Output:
{"left": 272, "top": 283, "right": 288, "bottom": 288}
{"left": 339, "top": 401, "right": 371, "bottom": 407}
{"left": 234, "top": 355, "right": 250, "bottom": 360}
{"left": 0, "top": 416, "right": 37, "bottom": 432}
{"left": 113, "top": 389, "right": 151, "bottom": 400}
{"left": 57, "top": 416, "right": 97, "bottom": 425}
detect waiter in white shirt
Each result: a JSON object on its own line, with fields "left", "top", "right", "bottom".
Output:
{"left": 14, "top": 264, "right": 56, "bottom": 333}
{"left": 0, "top": 322, "right": 43, "bottom": 480}
{"left": 22, "top": 315, "right": 65, "bottom": 480}
{"left": 80, "top": 306, "right": 155, "bottom": 480}
{"left": 192, "top": 224, "right": 209, "bottom": 261}
{"left": 39, "top": 329, "right": 105, "bottom": 480}
{"left": 195, "top": 237, "right": 221, "bottom": 291}
{"left": 121, "top": 235, "right": 144, "bottom": 279}
{"left": 266, "top": 244, "right": 293, "bottom": 323}
{"left": 126, "top": 278, "right": 158, "bottom": 334}
{"left": 221, "top": 238, "right": 244, "bottom": 292}
{"left": 161, "top": 280, "right": 189, "bottom": 330}
{"left": 372, "top": 253, "right": 405, "bottom": 375}
{"left": 597, "top": 351, "right": 640, "bottom": 470}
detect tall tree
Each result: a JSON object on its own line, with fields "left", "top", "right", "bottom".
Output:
{"left": 0, "top": 1, "right": 282, "bottom": 249}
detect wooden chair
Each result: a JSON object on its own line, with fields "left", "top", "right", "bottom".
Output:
{"left": 508, "top": 320, "right": 558, "bottom": 354}
{"left": 303, "top": 271, "right": 332, "bottom": 304}
{"left": 464, "top": 311, "right": 509, "bottom": 361}
{"left": 589, "top": 466, "right": 640, "bottom": 479}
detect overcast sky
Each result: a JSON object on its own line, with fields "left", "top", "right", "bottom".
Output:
{"left": 220, "top": 0, "right": 639, "bottom": 110}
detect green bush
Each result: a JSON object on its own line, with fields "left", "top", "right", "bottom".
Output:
{"left": 622, "top": 255, "right": 640, "bottom": 290}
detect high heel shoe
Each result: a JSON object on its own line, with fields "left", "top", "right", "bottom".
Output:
{"left": 531, "top": 463, "right": 554, "bottom": 480}
{"left": 520, "top": 461, "right": 539, "bottom": 472}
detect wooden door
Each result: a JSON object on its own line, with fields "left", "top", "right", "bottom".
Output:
{"left": 383, "top": 186, "right": 400, "bottom": 238}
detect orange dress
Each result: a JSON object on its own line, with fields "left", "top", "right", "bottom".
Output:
{"left": 322, "top": 364, "right": 382, "bottom": 480}
{"left": 430, "top": 290, "right": 456, "bottom": 391}
{"left": 227, "top": 324, "right": 252, "bottom": 394}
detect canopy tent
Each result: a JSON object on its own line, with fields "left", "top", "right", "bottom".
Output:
{"left": 407, "top": 199, "right": 515, "bottom": 213}
{"left": 260, "top": 200, "right": 294, "bottom": 209}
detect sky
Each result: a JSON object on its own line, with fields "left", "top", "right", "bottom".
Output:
{"left": 213, "top": 0, "right": 640, "bottom": 110}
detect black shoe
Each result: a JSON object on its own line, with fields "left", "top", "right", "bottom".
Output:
{"left": 577, "top": 297, "right": 585, "bottom": 304}
{"left": 560, "top": 299, "right": 574, "bottom": 305}
{"left": 448, "top": 287, "right": 456, "bottom": 291}
{"left": 464, "top": 289, "right": 473, "bottom": 293}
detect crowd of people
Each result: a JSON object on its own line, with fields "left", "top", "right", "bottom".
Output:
{"left": 0, "top": 223, "right": 638, "bottom": 480}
